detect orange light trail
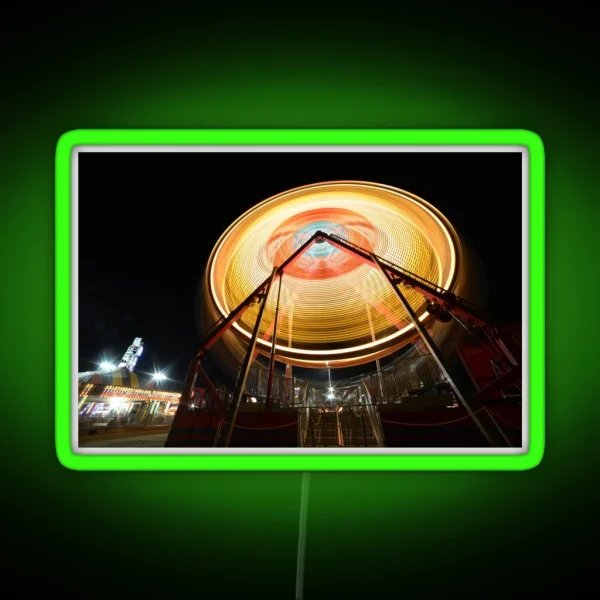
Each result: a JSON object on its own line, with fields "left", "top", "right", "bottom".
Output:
{"left": 206, "top": 181, "right": 460, "bottom": 369}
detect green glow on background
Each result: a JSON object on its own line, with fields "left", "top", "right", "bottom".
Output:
{"left": 55, "top": 128, "right": 544, "bottom": 471}
{"left": 2, "top": 13, "right": 595, "bottom": 597}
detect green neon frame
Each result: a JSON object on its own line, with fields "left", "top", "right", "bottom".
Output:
{"left": 56, "top": 129, "right": 544, "bottom": 471}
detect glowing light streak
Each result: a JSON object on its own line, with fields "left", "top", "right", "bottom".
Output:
{"left": 205, "top": 181, "right": 460, "bottom": 368}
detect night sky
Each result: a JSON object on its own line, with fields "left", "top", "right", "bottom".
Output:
{"left": 78, "top": 151, "right": 522, "bottom": 388}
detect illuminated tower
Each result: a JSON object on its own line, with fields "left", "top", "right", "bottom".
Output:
{"left": 118, "top": 337, "right": 144, "bottom": 371}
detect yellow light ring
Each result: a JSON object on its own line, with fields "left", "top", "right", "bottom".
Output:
{"left": 205, "top": 181, "right": 460, "bottom": 368}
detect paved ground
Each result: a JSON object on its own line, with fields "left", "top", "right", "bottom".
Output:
{"left": 79, "top": 433, "right": 168, "bottom": 448}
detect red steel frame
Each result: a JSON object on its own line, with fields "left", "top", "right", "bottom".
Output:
{"left": 169, "top": 231, "right": 521, "bottom": 447}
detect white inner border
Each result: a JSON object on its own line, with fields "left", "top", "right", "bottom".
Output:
{"left": 72, "top": 145, "right": 529, "bottom": 456}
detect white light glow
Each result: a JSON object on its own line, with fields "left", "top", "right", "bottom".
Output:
{"left": 109, "top": 397, "right": 126, "bottom": 411}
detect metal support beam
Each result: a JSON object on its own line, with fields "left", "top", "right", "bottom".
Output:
{"left": 336, "top": 408, "right": 344, "bottom": 446}
{"left": 284, "top": 304, "right": 294, "bottom": 403}
{"left": 203, "top": 279, "right": 269, "bottom": 350}
{"left": 360, "top": 410, "right": 368, "bottom": 447}
{"left": 360, "top": 378, "right": 385, "bottom": 447}
{"left": 450, "top": 312, "right": 508, "bottom": 368}
{"left": 324, "top": 232, "right": 490, "bottom": 327}
{"left": 487, "top": 333, "right": 520, "bottom": 367}
{"left": 471, "top": 366, "right": 522, "bottom": 403}
{"left": 266, "top": 274, "right": 284, "bottom": 409}
{"left": 202, "top": 232, "right": 317, "bottom": 351}
{"left": 200, "top": 230, "right": 497, "bottom": 365}
{"left": 365, "top": 301, "right": 385, "bottom": 400}
{"left": 217, "top": 267, "right": 278, "bottom": 447}
{"left": 455, "top": 345, "right": 482, "bottom": 392}
{"left": 171, "top": 229, "right": 516, "bottom": 448}
{"left": 372, "top": 254, "right": 508, "bottom": 448}
{"left": 181, "top": 356, "right": 201, "bottom": 403}
{"left": 279, "top": 235, "right": 318, "bottom": 274}
{"left": 197, "top": 365, "right": 224, "bottom": 409}
{"left": 169, "top": 234, "right": 318, "bottom": 448}
{"left": 483, "top": 407, "right": 513, "bottom": 447}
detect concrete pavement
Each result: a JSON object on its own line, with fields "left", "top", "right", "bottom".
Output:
{"left": 79, "top": 433, "right": 168, "bottom": 448}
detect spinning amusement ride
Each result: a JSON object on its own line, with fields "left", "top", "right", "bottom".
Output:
{"left": 166, "top": 181, "right": 523, "bottom": 449}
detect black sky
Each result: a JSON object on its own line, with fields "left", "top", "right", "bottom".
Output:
{"left": 78, "top": 151, "right": 522, "bottom": 386}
